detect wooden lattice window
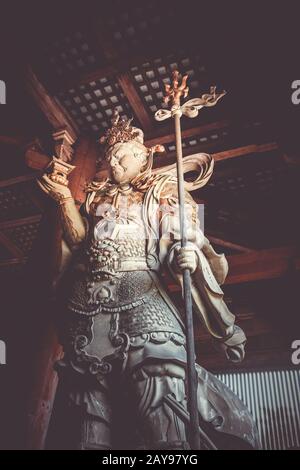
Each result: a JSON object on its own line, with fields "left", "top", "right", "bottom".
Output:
{"left": 0, "top": 183, "right": 41, "bottom": 222}
{"left": 3, "top": 222, "right": 41, "bottom": 256}
{"left": 36, "top": 30, "right": 105, "bottom": 81}
{"left": 57, "top": 78, "right": 134, "bottom": 134}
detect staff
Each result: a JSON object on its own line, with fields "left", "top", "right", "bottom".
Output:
{"left": 155, "top": 71, "right": 226, "bottom": 450}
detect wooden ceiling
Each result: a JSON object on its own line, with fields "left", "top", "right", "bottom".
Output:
{"left": 0, "top": 1, "right": 299, "bottom": 371}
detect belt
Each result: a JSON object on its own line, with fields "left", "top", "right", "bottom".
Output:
{"left": 90, "top": 258, "right": 150, "bottom": 275}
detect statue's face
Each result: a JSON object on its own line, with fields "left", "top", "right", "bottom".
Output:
{"left": 106, "top": 141, "right": 147, "bottom": 184}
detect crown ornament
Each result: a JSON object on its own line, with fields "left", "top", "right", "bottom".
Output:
{"left": 98, "top": 110, "right": 165, "bottom": 158}
{"left": 99, "top": 110, "right": 142, "bottom": 148}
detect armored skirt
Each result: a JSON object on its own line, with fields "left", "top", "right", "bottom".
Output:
{"left": 54, "top": 236, "right": 259, "bottom": 450}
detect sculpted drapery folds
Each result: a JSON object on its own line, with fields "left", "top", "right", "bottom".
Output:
{"left": 37, "top": 115, "right": 259, "bottom": 450}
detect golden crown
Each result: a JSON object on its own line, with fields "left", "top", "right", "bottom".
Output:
{"left": 99, "top": 111, "right": 142, "bottom": 148}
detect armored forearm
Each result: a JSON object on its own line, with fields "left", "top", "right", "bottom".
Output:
{"left": 59, "top": 197, "right": 86, "bottom": 249}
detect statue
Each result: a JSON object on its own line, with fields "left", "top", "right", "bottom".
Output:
{"left": 37, "top": 113, "right": 260, "bottom": 450}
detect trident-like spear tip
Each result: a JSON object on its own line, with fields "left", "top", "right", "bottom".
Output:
{"left": 163, "top": 70, "right": 190, "bottom": 106}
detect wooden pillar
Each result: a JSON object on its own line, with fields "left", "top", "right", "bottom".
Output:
{"left": 26, "top": 137, "right": 98, "bottom": 449}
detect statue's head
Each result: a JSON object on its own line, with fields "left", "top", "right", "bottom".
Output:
{"left": 105, "top": 140, "right": 149, "bottom": 184}
{"left": 99, "top": 111, "right": 164, "bottom": 184}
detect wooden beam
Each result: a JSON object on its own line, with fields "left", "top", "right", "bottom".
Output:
{"left": 26, "top": 322, "right": 63, "bottom": 450}
{"left": 0, "top": 258, "right": 28, "bottom": 267}
{"left": 213, "top": 142, "right": 278, "bottom": 162}
{"left": 118, "top": 73, "right": 153, "bottom": 132}
{"left": 206, "top": 234, "right": 256, "bottom": 253}
{"left": 0, "top": 215, "right": 42, "bottom": 230}
{"left": 145, "top": 120, "right": 230, "bottom": 147}
{"left": 25, "top": 66, "right": 79, "bottom": 140}
{"left": 0, "top": 173, "right": 36, "bottom": 188}
{"left": 0, "top": 231, "right": 24, "bottom": 258}
{"left": 152, "top": 141, "right": 279, "bottom": 169}
{"left": 225, "top": 246, "right": 299, "bottom": 285}
{"left": 0, "top": 135, "right": 25, "bottom": 146}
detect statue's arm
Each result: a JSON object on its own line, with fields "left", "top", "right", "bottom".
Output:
{"left": 160, "top": 188, "right": 246, "bottom": 363}
{"left": 37, "top": 174, "right": 86, "bottom": 250}
{"left": 59, "top": 197, "right": 87, "bottom": 249}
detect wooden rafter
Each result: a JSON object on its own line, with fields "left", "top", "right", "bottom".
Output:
{"left": 0, "top": 258, "right": 28, "bottom": 267}
{"left": 152, "top": 142, "right": 279, "bottom": 169}
{"left": 25, "top": 66, "right": 79, "bottom": 140}
{"left": 0, "top": 173, "right": 36, "bottom": 188}
{"left": 118, "top": 73, "right": 153, "bottom": 131}
{"left": 206, "top": 234, "right": 256, "bottom": 253}
{"left": 0, "top": 135, "right": 25, "bottom": 146}
{"left": 226, "top": 245, "right": 299, "bottom": 284}
{"left": 0, "top": 215, "right": 42, "bottom": 230}
{"left": 0, "top": 231, "right": 24, "bottom": 259}
{"left": 145, "top": 120, "right": 230, "bottom": 147}
{"left": 213, "top": 142, "right": 278, "bottom": 163}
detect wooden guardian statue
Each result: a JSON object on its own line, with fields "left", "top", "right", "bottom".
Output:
{"left": 37, "top": 109, "right": 259, "bottom": 450}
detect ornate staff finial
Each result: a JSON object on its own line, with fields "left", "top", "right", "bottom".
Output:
{"left": 155, "top": 71, "right": 226, "bottom": 121}
{"left": 163, "top": 70, "right": 189, "bottom": 106}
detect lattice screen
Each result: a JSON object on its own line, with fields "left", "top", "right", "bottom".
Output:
{"left": 0, "top": 183, "right": 41, "bottom": 222}
{"left": 204, "top": 152, "right": 288, "bottom": 198}
{"left": 99, "top": 1, "right": 176, "bottom": 57}
{"left": 36, "top": 30, "right": 105, "bottom": 82}
{"left": 2, "top": 221, "right": 41, "bottom": 256}
{"left": 57, "top": 78, "right": 134, "bottom": 134}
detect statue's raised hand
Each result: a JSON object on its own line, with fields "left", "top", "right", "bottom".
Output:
{"left": 37, "top": 174, "right": 73, "bottom": 203}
